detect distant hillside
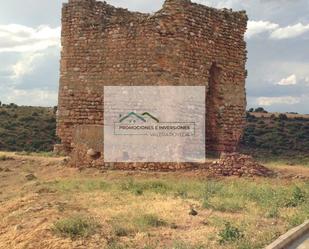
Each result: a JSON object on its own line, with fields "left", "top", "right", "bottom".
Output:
{"left": 0, "top": 104, "right": 58, "bottom": 152}
{"left": 240, "top": 112, "right": 309, "bottom": 162}
{"left": 0, "top": 104, "right": 308, "bottom": 159}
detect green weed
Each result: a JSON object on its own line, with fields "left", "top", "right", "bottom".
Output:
{"left": 52, "top": 215, "right": 99, "bottom": 239}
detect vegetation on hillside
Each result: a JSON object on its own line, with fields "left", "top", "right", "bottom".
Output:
{"left": 0, "top": 103, "right": 58, "bottom": 152}
{"left": 240, "top": 111, "right": 309, "bottom": 163}
{"left": 0, "top": 103, "right": 308, "bottom": 161}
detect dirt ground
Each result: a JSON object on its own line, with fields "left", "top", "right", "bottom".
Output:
{"left": 0, "top": 152, "right": 308, "bottom": 249}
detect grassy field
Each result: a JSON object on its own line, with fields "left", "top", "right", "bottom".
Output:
{"left": 0, "top": 105, "right": 308, "bottom": 248}
{"left": 0, "top": 152, "right": 308, "bottom": 249}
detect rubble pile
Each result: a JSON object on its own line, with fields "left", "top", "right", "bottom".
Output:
{"left": 209, "top": 153, "right": 275, "bottom": 177}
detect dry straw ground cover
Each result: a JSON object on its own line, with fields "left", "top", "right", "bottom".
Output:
{"left": 0, "top": 152, "right": 308, "bottom": 249}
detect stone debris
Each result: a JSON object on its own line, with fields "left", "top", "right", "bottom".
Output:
{"left": 86, "top": 149, "right": 97, "bottom": 157}
{"left": 25, "top": 174, "right": 37, "bottom": 181}
{"left": 14, "top": 224, "right": 23, "bottom": 231}
{"left": 209, "top": 153, "right": 275, "bottom": 177}
{"left": 189, "top": 208, "right": 198, "bottom": 216}
{"left": 61, "top": 157, "right": 70, "bottom": 166}
{"left": 67, "top": 147, "right": 274, "bottom": 177}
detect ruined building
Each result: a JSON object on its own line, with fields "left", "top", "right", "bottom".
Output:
{"left": 56, "top": 0, "right": 248, "bottom": 168}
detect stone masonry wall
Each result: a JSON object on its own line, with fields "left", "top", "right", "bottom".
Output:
{"left": 57, "top": 0, "right": 248, "bottom": 166}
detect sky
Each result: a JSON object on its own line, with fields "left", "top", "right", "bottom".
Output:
{"left": 0, "top": 0, "right": 308, "bottom": 113}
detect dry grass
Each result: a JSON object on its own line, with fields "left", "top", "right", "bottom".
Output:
{"left": 0, "top": 152, "right": 308, "bottom": 249}
{"left": 52, "top": 215, "right": 100, "bottom": 239}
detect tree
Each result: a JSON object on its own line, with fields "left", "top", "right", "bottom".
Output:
{"left": 53, "top": 106, "right": 58, "bottom": 115}
{"left": 254, "top": 107, "right": 267, "bottom": 113}
{"left": 279, "top": 113, "right": 288, "bottom": 120}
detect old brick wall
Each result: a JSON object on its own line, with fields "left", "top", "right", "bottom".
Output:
{"left": 57, "top": 0, "right": 247, "bottom": 165}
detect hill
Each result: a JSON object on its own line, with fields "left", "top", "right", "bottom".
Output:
{"left": 0, "top": 104, "right": 58, "bottom": 152}
{"left": 240, "top": 112, "right": 309, "bottom": 163}
{"left": 0, "top": 104, "right": 308, "bottom": 162}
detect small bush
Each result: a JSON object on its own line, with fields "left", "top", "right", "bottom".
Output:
{"left": 52, "top": 215, "right": 99, "bottom": 239}
{"left": 265, "top": 206, "right": 279, "bottom": 218}
{"left": 285, "top": 186, "right": 306, "bottom": 207}
{"left": 254, "top": 107, "right": 268, "bottom": 113}
{"left": 203, "top": 181, "right": 223, "bottom": 197}
{"left": 120, "top": 179, "right": 144, "bottom": 195}
{"left": 287, "top": 213, "right": 308, "bottom": 228}
{"left": 113, "top": 226, "right": 130, "bottom": 237}
{"left": 203, "top": 181, "right": 223, "bottom": 208}
{"left": 133, "top": 188, "right": 144, "bottom": 196}
{"left": 279, "top": 114, "right": 288, "bottom": 120}
{"left": 248, "top": 135, "right": 256, "bottom": 145}
{"left": 218, "top": 222, "right": 243, "bottom": 244}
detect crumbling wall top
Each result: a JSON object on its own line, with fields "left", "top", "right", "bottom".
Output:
{"left": 64, "top": 0, "right": 248, "bottom": 25}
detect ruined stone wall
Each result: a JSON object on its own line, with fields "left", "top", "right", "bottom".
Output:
{"left": 57, "top": 0, "right": 247, "bottom": 165}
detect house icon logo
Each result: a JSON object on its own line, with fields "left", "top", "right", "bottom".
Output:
{"left": 119, "top": 112, "right": 160, "bottom": 123}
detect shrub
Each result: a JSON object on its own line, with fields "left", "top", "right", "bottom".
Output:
{"left": 218, "top": 222, "right": 243, "bottom": 244}
{"left": 0, "top": 110, "right": 9, "bottom": 116}
{"left": 246, "top": 114, "right": 256, "bottom": 122}
{"left": 265, "top": 206, "right": 279, "bottom": 218}
{"left": 120, "top": 179, "right": 144, "bottom": 195}
{"left": 203, "top": 181, "right": 223, "bottom": 197}
{"left": 133, "top": 187, "right": 144, "bottom": 196}
{"left": 52, "top": 215, "right": 99, "bottom": 239}
{"left": 279, "top": 114, "right": 288, "bottom": 120}
{"left": 248, "top": 135, "right": 256, "bottom": 145}
{"left": 285, "top": 186, "right": 306, "bottom": 207}
{"left": 113, "top": 226, "right": 130, "bottom": 237}
{"left": 254, "top": 107, "right": 267, "bottom": 113}
{"left": 287, "top": 213, "right": 308, "bottom": 228}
